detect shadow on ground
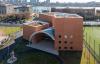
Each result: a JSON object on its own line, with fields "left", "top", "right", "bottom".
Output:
{"left": 0, "top": 37, "right": 82, "bottom": 64}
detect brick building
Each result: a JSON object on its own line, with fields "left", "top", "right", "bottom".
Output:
{"left": 23, "top": 21, "right": 50, "bottom": 40}
{"left": 23, "top": 12, "right": 83, "bottom": 53}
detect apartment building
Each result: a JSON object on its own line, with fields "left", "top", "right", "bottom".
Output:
{"left": 14, "top": 5, "right": 32, "bottom": 14}
{"left": 0, "top": 4, "right": 14, "bottom": 15}
{"left": 96, "top": 10, "right": 100, "bottom": 16}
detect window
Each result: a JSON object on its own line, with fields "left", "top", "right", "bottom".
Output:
{"left": 70, "top": 47, "right": 73, "bottom": 49}
{"left": 64, "top": 47, "right": 67, "bottom": 49}
{"left": 59, "top": 41, "right": 61, "bottom": 43}
{"left": 59, "top": 35, "right": 61, "bottom": 38}
{"left": 59, "top": 47, "right": 61, "bottom": 49}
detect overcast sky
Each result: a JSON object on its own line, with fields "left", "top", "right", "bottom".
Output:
{"left": 28, "top": 0, "right": 99, "bottom": 3}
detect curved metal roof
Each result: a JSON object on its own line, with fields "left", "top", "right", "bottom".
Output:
{"left": 29, "top": 27, "right": 55, "bottom": 42}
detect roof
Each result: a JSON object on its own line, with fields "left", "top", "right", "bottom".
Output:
{"left": 53, "top": 12, "right": 82, "bottom": 18}
{"left": 42, "top": 27, "right": 54, "bottom": 40}
{"left": 29, "top": 27, "right": 55, "bottom": 41}
{"left": 14, "top": 5, "right": 32, "bottom": 9}
{"left": 23, "top": 20, "right": 49, "bottom": 27}
{"left": 41, "top": 12, "right": 83, "bottom": 18}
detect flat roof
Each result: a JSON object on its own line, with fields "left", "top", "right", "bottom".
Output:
{"left": 41, "top": 12, "right": 83, "bottom": 18}
{"left": 54, "top": 12, "right": 82, "bottom": 18}
{"left": 14, "top": 5, "right": 32, "bottom": 9}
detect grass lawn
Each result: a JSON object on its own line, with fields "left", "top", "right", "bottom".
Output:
{"left": 81, "top": 48, "right": 95, "bottom": 64}
{"left": 0, "top": 26, "right": 22, "bottom": 35}
{"left": 0, "top": 26, "right": 22, "bottom": 52}
{"left": 84, "top": 26, "right": 100, "bottom": 60}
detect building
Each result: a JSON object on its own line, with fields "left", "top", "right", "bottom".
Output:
{"left": 0, "top": 4, "right": 14, "bottom": 15}
{"left": 45, "top": 0, "right": 50, "bottom": 3}
{"left": 9, "top": 0, "right": 24, "bottom": 4}
{"left": 96, "top": 10, "right": 100, "bottom": 17}
{"left": 30, "top": 0, "right": 39, "bottom": 4}
{"left": 37, "top": 0, "right": 39, "bottom": 3}
{"left": 39, "top": 12, "right": 83, "bottom": 51}
{"left": 23, "top": 21, "right": 50, "bottom": 41}
{"left": 23, "top": 12, "right": 83, "bottom": 54}
{"left": 7, "top": 0, "right": 16, "bottom": 4}
{"left": 0, "top": 4, "right": 33, "bottom": 21}
{"left": 51, "top": 7, "right": 95, "bottom": 16}
{"left": 51, "top": 7, "right": 96, "bottom": 20}
{"left": 8, "top": 0, "right": 13, "bottom": 3}
{"left": 23, "top": 0, "right": 27, "bottom": 3}
{"left": 14, "top": 5, "right": 32, "bottom": 14}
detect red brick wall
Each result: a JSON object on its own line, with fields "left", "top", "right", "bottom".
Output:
{"left": 53, "top": 17, "right": 83, "bottom": 51}
{"left": 23, "top": 23, "right": 50, "bottom": 41}
{"left": 39, "top": 14, "right": 54, "bottom": 26}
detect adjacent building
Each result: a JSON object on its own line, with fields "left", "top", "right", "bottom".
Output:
{"left": 8, "top": 0, "right": 14, "bottom": 3}
{"left": 51, "top": 7, "right": 96, "bottom": 20}
{"left": 96, "top": 10, "right": 100, "bottom": 17}
{"left": 22, "top": 0, "right": 27, "bottom": 3}
{"left": 45, "top": 0, "right": 50, "bottom": 3}
{"left": 30, "top": 0, "right": 39, "bottom": 4}
{"left": 0, "top": 4, "right": 14, "bottom": 15}
{"left": 0, "top": 4, "right": 32, "bottom": 15}
{"left": 14, "top": 5, "right": 32, "bottom": 14}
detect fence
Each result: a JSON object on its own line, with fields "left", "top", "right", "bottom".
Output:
{"left": 84, "top": 26, "right": 100, "bottom": 63}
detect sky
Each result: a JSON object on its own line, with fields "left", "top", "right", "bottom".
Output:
{"left": 28, "top": 0, "right": 99, "bottom": 3}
